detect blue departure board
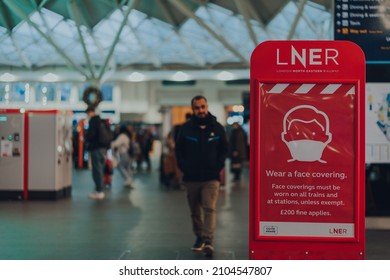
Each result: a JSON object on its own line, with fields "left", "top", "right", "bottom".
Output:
{"left": 334, "top": 0, "right": 390, "bottom": 64}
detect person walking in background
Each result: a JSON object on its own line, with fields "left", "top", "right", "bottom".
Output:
{"left": 173, "top": 112, "right": 192, "bottom": 142}
{"left": 162, "top": 130, "right": 183, "bottom": 189}
{"left": 111, "top": 125, "right": 134, "bottom": 188}
{"left": 175, "top": 95, "right": 228, "bottom": 257}
{"left": 162, "top": 112, "right": 192, "bottom": 189}
{"left": 136, "top": 127, "right": 154, "bottom": 171}
{"left": 85, "top": 106, "right": 108, "bottom": 200}
{"left": 129, "top": 128, "right": 141, "bottom": 171}
{"left": 228, "top": 122, "right": 248, "bottom": 182}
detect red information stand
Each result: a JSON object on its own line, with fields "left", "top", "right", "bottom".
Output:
{"left": 249, "top": 41, "right": 365, "bottom": 259}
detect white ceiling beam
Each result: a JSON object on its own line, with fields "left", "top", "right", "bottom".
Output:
{"left": 90, "top": 31, "right": 116, "bottom": 71}
{"left": 176, "top": 31, "right": 206, "bottom": 67}
{"left": 67, "top": 0, "right": 97, "bottom": 80}
{"left": 11, "top": 36, "right": 33, "bottom": 69}
{"left": 0, "top": 7, "right": 32, "bottom": 68}
{"left": 121, "top": 9, "right": 161, "bottom": 67}
{"left": 2, "top": 0, "right": 89, "bottom": 77}
{"left": 157, "top": 0, "right": 205, "bottom": 67}
{"left": 168, "top": 0, "right": 249, "bottom": 66}
{"left": 287, "top": 0, "right": 308, "bottom": 40}
{"left": 38, "top": 0, "right": 51, "bottom": 9}
{"left": 29, "top": 0, "right": 38, "bottom": 9}
{"left": 242, "top": 1, "right": 275, "bottom": 39}
{"left": 203, "top": 4, "right": 249, "bottom": 66}
{"left": 294, "top": 1, "right": 318, "bottom": 35}
{"left": 233, "top": 0, "right": 258, "bottom": 47}
{"left": 97, "top": 0, "right": 139, "bottom": 82}
{"left": 157, "top": 0, "right": 179, "bottom": 26}
{"left": 243, "top": 0, "right": 273, "bottom": 39}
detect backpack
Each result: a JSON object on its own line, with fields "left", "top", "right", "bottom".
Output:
{"left": 128, "top": 139, "right": 141, "bottom": 157}
{"left": 98, "top": 119, "right": 113, "bottom": 149}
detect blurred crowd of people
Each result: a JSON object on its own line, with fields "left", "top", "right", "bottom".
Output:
{"left": 109, "top": 124, "right": 155, "bottom": 187}
{"left": 82, "top": 95, "right": 248, "bottom": 258}
{"left": 78, "top": 114, "right": 248, "bottom": 200}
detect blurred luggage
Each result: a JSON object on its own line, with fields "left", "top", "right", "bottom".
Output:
{"left": 104, "top": 154, "right": 113, "bottom": 188}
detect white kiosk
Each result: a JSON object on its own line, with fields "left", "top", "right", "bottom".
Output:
{"left": 0, "top": 109, "right": 72, "bottom": 200}
{"left": 27, "top": 110, "right": 73, "bottom": 200}
{"left": 0, "top": 109, "right": 26, "bottom": 200}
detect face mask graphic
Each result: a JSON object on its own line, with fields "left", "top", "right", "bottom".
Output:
{"left": 281, "top": 105, "right": 332, "bottom": 163}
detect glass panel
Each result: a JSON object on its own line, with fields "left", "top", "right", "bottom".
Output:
{"left": 13, "top": 83, "right": 27, "bottom": 102}
{"left": 60, "top": 83, "right": 72, "bottom": 102}
{"left": 100, "top": 84, "right": 113, "bottom": 101}
{"left": 0, "top": 83, "right": 31, "bottom": 103}
{"left": 35, "top": 83, "right": 57, "bottom": 103}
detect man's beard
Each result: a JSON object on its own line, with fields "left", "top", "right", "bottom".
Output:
{"left": 193, "top": 114, "right": 209, "bottom": 125}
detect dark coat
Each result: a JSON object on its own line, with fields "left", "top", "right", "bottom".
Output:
{"left": 85, "top": 115, "right": 101, "bottom": 151}
{"left": 175, "top": 113, "right": 228, "bottom": 182}
{"left": 228, "top": 125, "right": 248, "bottom": 162}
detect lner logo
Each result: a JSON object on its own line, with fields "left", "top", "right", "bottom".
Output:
{"left": 276, "top": 46, "right": 339, "bottom": 68}
{"left": 329, "top": 227, "right": 348, "bottom": 235}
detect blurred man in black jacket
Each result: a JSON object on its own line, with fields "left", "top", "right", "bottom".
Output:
{"left": 85, "top": 106, "right": 106, "bottom": 200}
{"left": 175, "top": 95, "right": 228, "bottom": 256}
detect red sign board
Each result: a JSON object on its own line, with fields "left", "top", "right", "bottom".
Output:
{"left": 249, "top": 41, "right": 365, "bottom": 259}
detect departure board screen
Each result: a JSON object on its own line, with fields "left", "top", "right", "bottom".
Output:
{"left": 334, "top": 0, "right": 390, "bottom": 63}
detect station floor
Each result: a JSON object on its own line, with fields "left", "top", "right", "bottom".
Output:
{"left": 0, "top": 158, "right": 390, "bottom": 260}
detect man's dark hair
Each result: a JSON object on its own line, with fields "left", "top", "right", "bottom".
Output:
{"left": 191, "top": 95, "right": 207, "bottom": 107}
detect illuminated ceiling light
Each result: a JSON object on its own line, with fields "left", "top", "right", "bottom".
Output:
{"left": 216, "top": 71, "right": 235, "bottom": 81}
{"left": 227, "top": 115, "right": 244, "bottom": 125}
{"left": 42, "top": 73, "right": 58, "bottom": 82}
{"left": 128, "top": 72, "right": 145, "bottom": 82}
{"left": 0, "top": 73, "right": 16, "bottom": 82}
{"left": 233, "top": 105, "right": 245, "bottom": 112}
{"left": 172, "top": 71, "right": 190, "bottom": 81}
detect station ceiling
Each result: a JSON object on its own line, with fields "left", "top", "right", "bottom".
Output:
{"left": 0, "top": 0, "right": 332, "bottom": 83}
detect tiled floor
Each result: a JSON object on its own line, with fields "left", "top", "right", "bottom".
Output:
{"left": 0, "top": 160, "right": 389, "bottom": 260}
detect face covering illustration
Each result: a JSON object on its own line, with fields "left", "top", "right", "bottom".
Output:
{"left": 281, "top": 105, "right": 332, "bottom": 163}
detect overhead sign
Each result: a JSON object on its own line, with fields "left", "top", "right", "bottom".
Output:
{"left": 334, "top": 0, "right": 390, "bottom": 63}
{"left": 249, "top": 40, "right": 366, "bottom": 259}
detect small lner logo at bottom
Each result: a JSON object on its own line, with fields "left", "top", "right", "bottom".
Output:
{"left": 263, "top": 226, "right": 278, "bottom": 234}
{"left": 329, "top": 227, "right": 348, "bottom": 235}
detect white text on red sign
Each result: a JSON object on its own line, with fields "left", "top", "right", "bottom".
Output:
{"left": 276, "top": 46, "right": 339, "bottom": 68}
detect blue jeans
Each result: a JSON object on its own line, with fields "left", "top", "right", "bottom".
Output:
{"left": 184, "top": 180, "right": 220, "bottom": 241}
{"left": 90, "top": 148, "right": 106, "bottom": 192}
